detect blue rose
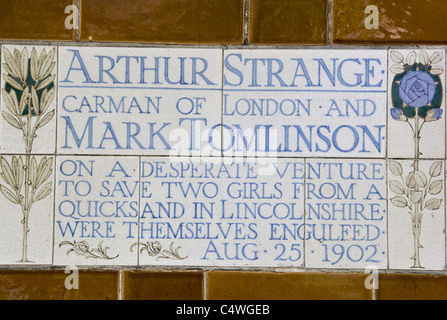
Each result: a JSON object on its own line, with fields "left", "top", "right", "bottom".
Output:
{"left": 399, "top": 71, "right": 436, "bottom": 108}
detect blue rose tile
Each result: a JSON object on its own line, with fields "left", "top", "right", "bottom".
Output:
{"left": 388, "top": 50, "right": 446, "bottom": 159}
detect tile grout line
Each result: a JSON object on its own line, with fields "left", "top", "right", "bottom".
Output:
{"left": 4, "top": 39, "right": 447, "bottom": 50}
{"left": 137, "top": 156, "right": 142, "bottom": 268}
{"left": 443, "top": 160, "right": 446, "bottom": 272}
{"left": 0, "top": 153, "right": 445, "bottom": 161}
{"left": 203, "top": 270, "right": 207, "bottom": 300}
{"left": 75, "top": 0, "right": 81, "bottom": 42}
{"left": 444, "top": 50, "right": 447, "bottom": 272}
{"left": 51, "top": 44, "right": 59, "bottom": 266}
{"left": 221, "top": 49, "right": 225, "bottom": 158}
{"left": 327, "top": 0, "right": 333, "bottom": 44}
{"left": 386, "top": 50, "right": 390, "bottom": 272}
{"left": 243, "top": 0, "right": 249, "bottom": 45}
{"left": 386, "top": 159, "right": 390, "bottom": 271}
{"left": 303, "top": 158, "right": 307, "bottom": 271}
{"left": 118, "top": 269, "right": 124, "bottom": 300}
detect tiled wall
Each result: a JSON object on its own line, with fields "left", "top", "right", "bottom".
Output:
{"left": 2, "top": 0, "right": 447, "bottom": 300}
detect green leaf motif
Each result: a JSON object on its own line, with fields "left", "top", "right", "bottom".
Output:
{"left": 419, "top": 51, "right": 429, "bottom": 66}
{"left": 2, "top": 112, "right": 21, "bottom": 130}
{"left": 12, "top": 157, "right": 23, "bottom": 193}
{"left": 430, "top": 51, "right": 443, "bottom": 64}
{"left": 19, "top": 90, "right": 29, "bottom": 115}
{"left": 30, "top": 157, "right": 38, "bottom": 188}
{"left": 38, "top": 48, "right": 56, "bottom": 80}
{"left": 0, "top": 157, "right": 16, "bottom": 190}
{"left": 391, "top": 196, "right": 408, "bottom": 208}
{"left": 39, "top": 87, "right": 55, "bottom": 114}
{"left": 389, "top": 161, "right": 403, "bottom": 176}
{"left": 34, "top": 182, "right": 52, "bottom": 202}
{"left": 431, "top": 66, "right": 444, "bottom": 75}
{"left": 406, "top": 172, "right": 416, "bottom": 188}
{"left": 414, "top": 171, "right": 427, "bottom": 188}
{"left": 20, "top": 48, "right": 28, "bottom": 83}
{"left": 429, "top": 180, "right": 443, "bottom": 195}
{"left": 30, "top": 48, "right": 38, "bottom": 80}
{"left": 425, "top": 198, "right": 443, "bottom": 211}
{"left": 2, "top": 88, "right": 19, "bottom": 116}
{"left": 390, "top": 180, "right": 405, "bottom": 195}
{"left": 407, "top": 51, "right": 417, "bottom": 65}
{"left": 429, "top": 162, "right": 443, "bottom": 177}
{"left": 0, "top": 185, "right": 20, "bottom": 204}
{"left": 410, "top": 191, "right": 423, "bottom": 204}
{"left": 390, "top": 51, "right": 405, "bottom": 64}
{"left": 36, "top": 110, "right": 54, "bottom": 129}
{"left": 36, "top": 74, "right": 56, "bottom": 91}
{"left": 3, "top": 74, "right": 23, "bottom": 90}
{"left": 35, "top": 157, "right": 53, "bottom": 189}
{"left": 3, "top": 48, "right": 21, "bottom": 80}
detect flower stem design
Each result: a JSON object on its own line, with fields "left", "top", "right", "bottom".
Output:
{"left": 0, "top": 47, "right": 56, "bottom": 263}
{"left": 389, "top": 160, "right": 443, "bottom": 269}
{"left": 389, "top": 50, "right": 444, "bottom": 269}
{"left": 131, "top": 241, "right": 188, "bottom": 261}
{"left": 60, "top": 240, "right": 119, "bottom": 260}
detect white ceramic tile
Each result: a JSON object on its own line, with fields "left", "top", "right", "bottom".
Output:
{"left": 1, "top": 45, "right": 57, "bottom": 154}
{"left": 388, "top": 49, "right": 446, "bottom": 159}
{"left": 53, "top": 156, "right": 139, "bottom": 266}
{"left": 138, "top": 157, "right": 305, "bottom": 267}
{"left": 0, "top": 155, "right": 54, "bottom": 265}
{"left": 388, "top": 159, "right": 445, "bottom": 270}
{"left": 57, "top": 47, "right": 222, "bottom": 156}
{"left": 305, "top": 158, "right": 388, "bottom": 269}
{"left": 222, "top": 49, "right": 388, "bottom": 158}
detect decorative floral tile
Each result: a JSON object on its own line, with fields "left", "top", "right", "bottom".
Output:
{"left": 56, "top": 46, "right": 222, "bottom": 157}
{"left": 1, "top": 45, "right": 57, "bottom": 154}
{"left": 388, "top": 49, "right": 446, "bottom": 159}
{"left": 388, "top": 159, "right": 445, "bottom": 270}
{"left": 53, "top": 156, "right": 139, "bottom": 266}
{"left": 305, "top": 158, "right": 388, "bottom": 269}
{"left": 0, "top": 155, "right": 54, "bottom": 265}
{"left": 138, "top": 157, "right": 305, "bottom": 267}
{"left": 222, "top": 49, "right": 387, "bottom": 158}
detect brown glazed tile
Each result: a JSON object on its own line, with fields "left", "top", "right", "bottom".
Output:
{"left": 334, "top": 0, "right": 447, "bottom": 44}
{"left": 0, "top": 270, "right": 119, "bottom": 300}
{"left": 249, "top": 0, "right": 328, "bottom": 45}
{"left": 123, "top": 271, "right": 203, "bottom": 300}
{"left": 0, "top": 0, "right": 75, "bottom": 41}
{"left": 378, "top": 274, "right": 447, "bottom": 300}
{"left": 206, "top": 272, "right": 372, "bottom": 300}
{"left": 80, "top": 0, "right": 244, "bottom": 44}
